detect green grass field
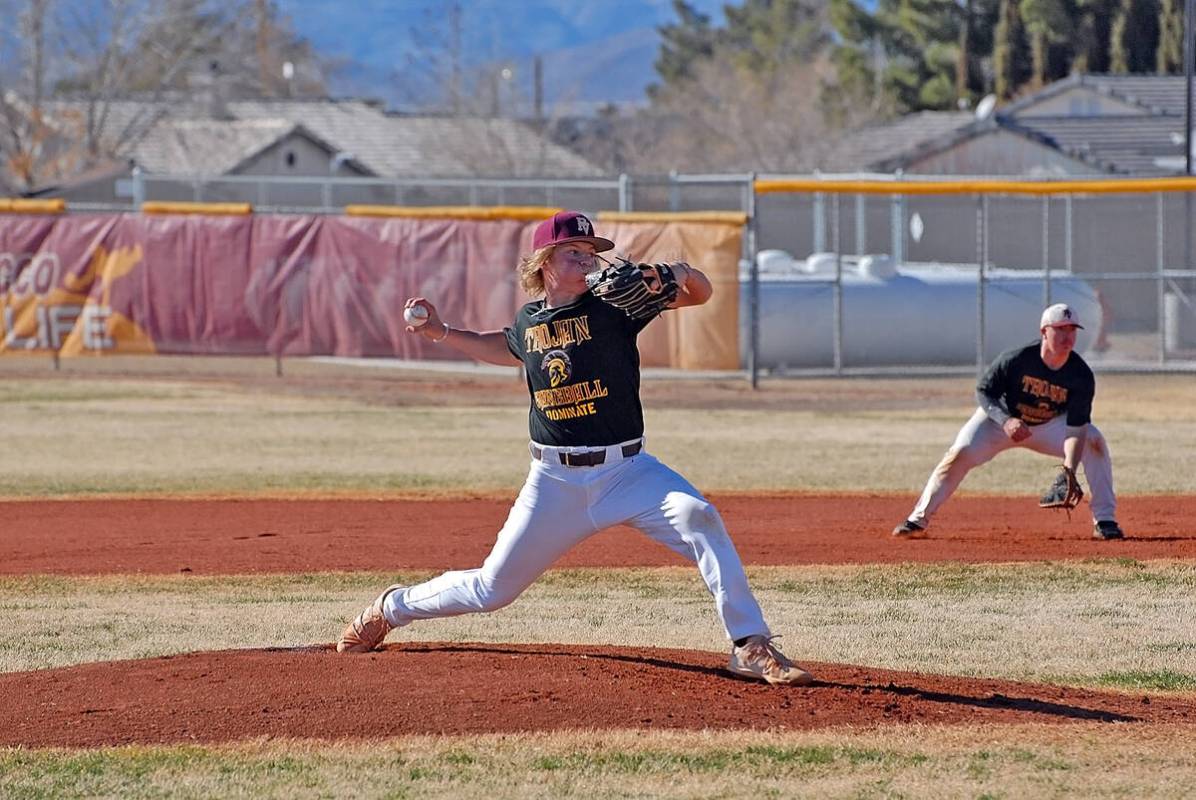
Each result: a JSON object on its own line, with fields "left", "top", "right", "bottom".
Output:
{"left": 0, "top": 366, "right": 1193, "bottom": 497}
{"left": 2, "top": 360, "right": 1195, "bottom": 798}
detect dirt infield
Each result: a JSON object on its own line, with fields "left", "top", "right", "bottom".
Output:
{"left": 3, "top": 494, "right": 1194, "bottom": 575}
{"left": 4, "top": 493, "right": 1195, "bottom": 747}
{"left": 3, "top": 643, "right": 1195, "bottom": 747}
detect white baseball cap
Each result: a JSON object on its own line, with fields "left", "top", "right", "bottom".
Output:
{"left": 1040, "top": 303, "right": 1084, "bottom": 330}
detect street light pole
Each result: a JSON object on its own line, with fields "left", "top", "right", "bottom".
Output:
{"left": 1187, "top": 0, "right": 1194, "bottom": 175}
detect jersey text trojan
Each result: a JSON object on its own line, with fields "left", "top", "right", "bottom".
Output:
{"left": 524, "top": 316, "right": 592, "bottom": 355}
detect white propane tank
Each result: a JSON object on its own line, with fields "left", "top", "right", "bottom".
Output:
{"left": 739, "top": 253, "right": 1103, "bottom": 369}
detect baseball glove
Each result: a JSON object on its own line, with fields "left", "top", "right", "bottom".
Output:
{"left": 1039, "top": 465, "right": 1084, "bottom": 511}
{"left": 585, "top": 258, "right": 680, "bottom": 320}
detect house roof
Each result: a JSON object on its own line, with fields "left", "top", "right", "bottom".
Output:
{"left": 24, "top": 96, "right": 601, "bottom": 178}
{"left": 818, "top": 111, "right": 976, "bottom": 172}
{"left": 226, "top": 100, "right": 602, "bottom": 177}
{"left": 1004, "top": 73, "right": 1190, "bottom": 117}
{"left": 869, "top": 112, "right": 1188, "bottom": 176}
{"left": 134, "top": 118, "right": 304, "bottom": 175}
{"left": 1013, "top": 114, "right": 1189, "bottom": 174}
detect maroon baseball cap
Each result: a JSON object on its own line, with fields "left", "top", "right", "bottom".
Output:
{"left": 532, "top": 211, "right": 614, "bottom": 252}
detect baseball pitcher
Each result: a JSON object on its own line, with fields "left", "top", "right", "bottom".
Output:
{"left": 339, "top": 210, "right": 813, "bottom": 686}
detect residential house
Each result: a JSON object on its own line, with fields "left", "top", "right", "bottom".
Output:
{"left": 4, "top": 95, "right": 602, "bottom": 206}
{"left": 852, "top": 74, "right": 1191, "bottom": 177}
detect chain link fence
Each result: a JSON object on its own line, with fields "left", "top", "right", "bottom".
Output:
{"left": 69, "top": 171, "right": 1196, "bottom": 379}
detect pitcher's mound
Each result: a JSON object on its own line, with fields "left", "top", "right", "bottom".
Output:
{"left": 4, "top": 642, "right": 1194, "bottom": 747}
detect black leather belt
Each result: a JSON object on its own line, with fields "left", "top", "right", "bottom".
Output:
{"left": 531, "top": 441, "right": 642, "bottom": 467}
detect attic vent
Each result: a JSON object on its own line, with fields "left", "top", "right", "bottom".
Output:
{"left": 285, "top": 151, "right": 296, "bottom": 168}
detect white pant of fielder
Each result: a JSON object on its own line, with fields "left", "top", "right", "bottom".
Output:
{"left": 380, "top": 440, "right": 770, "bottom": 641}
{"left": 908, "top": 408, "right": 1117, "bottom": 527}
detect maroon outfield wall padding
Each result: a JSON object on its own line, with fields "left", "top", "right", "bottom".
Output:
{"left": 1, "top": 213, "right": 532, "bottom": 358}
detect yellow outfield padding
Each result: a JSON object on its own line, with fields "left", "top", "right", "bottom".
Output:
{"left": 0, "top": 198, "right": 66, "bottom": 213}
{"left": 598, "top": 211, "right": 749, "bottom": 225}
{"left": 344, "top": 205, "right": 563, "bottom": 220}
{"left": 141, "top": 201, "right": 253, "bottom": 215}
{"left": 755, "top": 177, "right": 1196, "bottom": 196}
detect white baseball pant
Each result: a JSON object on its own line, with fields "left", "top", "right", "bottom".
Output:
{"left": 908, "top": 408, "right": 1117, "bottom": 526}
{"left": 382, "top": 439, "right": 770, "bottom": 641}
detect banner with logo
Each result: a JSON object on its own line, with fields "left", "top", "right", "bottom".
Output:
{"left": 0, "top": 212, "right": 742, "bottom": 369}
{"left": 599, "top": 217, "right": 742, "bottom": 370}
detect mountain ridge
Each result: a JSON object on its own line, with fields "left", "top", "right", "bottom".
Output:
{"left": 276, "top": 0, "right": 726, "bottom": 112}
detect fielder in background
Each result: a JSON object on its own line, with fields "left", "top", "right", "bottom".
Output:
{"left": 339, "top": 210, "right": 813, "bottom": 686}
{"left": 892, "top": 303, "right": 1125, "bottom": 541}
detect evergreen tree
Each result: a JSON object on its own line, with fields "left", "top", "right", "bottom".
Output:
{"left": 1109, "top": 0, "right": 1160, "bottom": 73}
{"left": 653, "top": 0, "right": 718, "bottom": 89}
{"left": 1072, "top": 0, "right": 1117, "bottom": 72}
{"left": 828, "top": 0, "right": 883, "bottom": 109}
{"left": 956, "top": 0, "right": 976, "bottom": 102}
{"left": 721, "top": 0, "right": 829, "bottom": 73}
{"left": 1110, "top": 4, "right": 1130, "bottom": 72}
{"left": 1019, "top": 0, "right": 1072, "bottom": 88}
{"left": 1127, "top": 0, "right": 1162, "bottom": 72}
{"left": 830, "top": 0, "right": 971, "bottom": 112}
{"left": 1157, "top": 0, "right": 1183, "bottom": 72}
{"left": 993, "top": 0, "right": 1030, "bottom": 98}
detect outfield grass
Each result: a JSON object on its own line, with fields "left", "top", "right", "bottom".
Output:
{"left": 4, "top": 563, "right": 1195, "bottom": 690}
{"left": 2, "top": 366, "right": 1194, "bottom": 798}
{"left": 4, "top": 726, "right": 1196, "bottom": 799}
{"left": 0, "top": 374, "right": 1193, "bottom": 496}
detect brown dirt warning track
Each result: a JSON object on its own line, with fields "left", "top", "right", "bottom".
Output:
{"left": 3, "top": 493, "right": 1196, "bottom": 746}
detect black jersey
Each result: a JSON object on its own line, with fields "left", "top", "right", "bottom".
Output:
{"left": 504, "top": 293, "right": 655, "bottom": 446}
{"left": 977, "top": 341, "right": 1095, "bottom": 426}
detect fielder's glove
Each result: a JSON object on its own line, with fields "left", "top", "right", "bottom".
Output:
{"left": 585, "top": 258, "right": 680, "bottom": 320}
{"left": 1039, "top": 465, "right": 1084, "bottom": 511}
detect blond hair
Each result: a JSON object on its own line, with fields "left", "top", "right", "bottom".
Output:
{"left": 517, "top": 245, "right": 554, "bottom": 297}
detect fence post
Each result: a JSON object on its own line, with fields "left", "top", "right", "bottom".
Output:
{"left": 855, "top": 193, "right": 866, "bottom": 254}
{"left": 618, "top": 174, "right": 632, "bottom": 212}
{"left": 1158, "top": 191, "right": 1167, "bottom": 363}
{"left": 813, "top": 192, "right": 826, "bottom": 252}
{"left": 1042, "top": 195, "right": 1051, "bottom": 307}
{"left": 1065, "top": 194, "right": 1073, "bottom": 274}
{"left": 833, "top": 193, "right": 843, "bottom": 375}
{"left": 747, "top": 172, "right": 759, "bottom": 389}
{"left": 890, "top": 192, "right": 905, "bottom": 264}
{"left": 976, "top": 194, "right": 988, "bottom": 375}
{"left": 131, "top": 166, "right": 145, "bottom": 208}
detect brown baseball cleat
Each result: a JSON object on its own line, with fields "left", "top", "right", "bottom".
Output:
{"left": 1093, "top": 520, "right": 1125, "bottom": 540}
{"left": 891, "top": 519, "right": 926, "bottom": 538}
{"left": 727, "top": 635, "right": 814, "bottom": 686}
{"left": 337, "top": 584, "right": 406, "bottom": 653}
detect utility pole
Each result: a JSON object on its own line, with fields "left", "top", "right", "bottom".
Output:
{"left": 533, "top": 55, "right": 544, "bottom": 124}
{"left": 256, "top": 0, "right": 272, "bottom": 94}
{"left": 1187, "top": 0, "right": 1194, "bottom": 175}
{"left": 1186, "top": 0, "right": 1194, "bottom": 271}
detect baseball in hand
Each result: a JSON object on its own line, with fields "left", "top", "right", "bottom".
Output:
{"left": 404, "top": 305, "right": 429, "bottom": 327}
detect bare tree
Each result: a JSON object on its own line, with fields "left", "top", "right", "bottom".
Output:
{"left": 0, "top": 0, "right": 66, "bottom": 189}
{"left": 53, "top": 1, "right": 255, "bottom": 159}
{"left": 590, "top": 48, "right": 861, "bottom": 173}
{"left": 0, "top": 0, "right": 331, "bottom": 191}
